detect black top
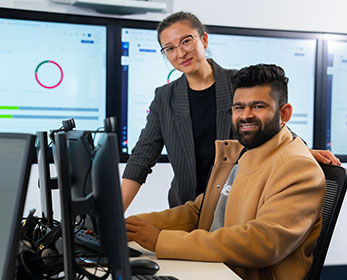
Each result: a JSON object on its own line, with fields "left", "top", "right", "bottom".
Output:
{"left": 188, "top": 83, "right": 217, "bottom": 195}
{"left": 123, "top": 59, "right": 235, "bottom": 207}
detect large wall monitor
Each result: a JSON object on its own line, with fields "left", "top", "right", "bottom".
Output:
{"left": 0, "top": 8, "right": 108, "bottom": 133}
{"left": 324, "top": 38, "right": 347, "bottom": 161}
{"left": 119, "top": 22, "right": 319, "bottom": 159}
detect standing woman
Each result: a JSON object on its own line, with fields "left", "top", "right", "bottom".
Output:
{"left": 122, "top": 11, "right": 339, "bottom": 210}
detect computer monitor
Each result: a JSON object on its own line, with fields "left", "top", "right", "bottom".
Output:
{"left": 0, "top": 133, "right": 36, "bottom": 280}
{"left": 91, "top": 132, "right": 131, "bottom": 279}
{"left": 323, "top": 37, "right": 347, "bottom": 162}
{"left": 51, "top": 129, "right": 96, "bottom": 231}
{"left": 54, "top": 131, "right": 131, "bottom": 278}
{"left": 36, "top": 131, "right": 56, "bottom": 228}
{"left": 0, "top": 8, "right": 108, "bottom": 133}
{"left": 53, "top": 132, "right": 76, "bottom": 279}
{"left": 117, "top": 22, "right": 320, "bottom": 160}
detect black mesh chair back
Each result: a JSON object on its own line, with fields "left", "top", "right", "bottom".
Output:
{"left": 307, "top": 163, "right": 347, "bottom": 280}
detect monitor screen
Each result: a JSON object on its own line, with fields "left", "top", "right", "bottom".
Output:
{"left": 119, "top": 24, "right": 318, "bottom": 159}
{"left": 0, "top": 9, "right": 107, "bottom": 133}
{"left": 0, "top": 133, "right": 35, "bottom": 280}
{"left": 324, "top": 39, "right": 347, "bottom": 160}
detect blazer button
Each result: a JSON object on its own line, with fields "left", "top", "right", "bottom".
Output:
{"left": 216, "top": 185, "right": 220, "bottom": 189}
{"left": 223, "top": 157, "right": 227, "bottom": 161}
{"left": 224, "top": 142, "right": 228, "bottom": 146}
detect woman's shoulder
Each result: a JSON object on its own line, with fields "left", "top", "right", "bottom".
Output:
{"left": 155, "top": 74, "right": 185, "bottom": 96}
{"left": 208, "top": 58, "right": 237, "bottom": 78}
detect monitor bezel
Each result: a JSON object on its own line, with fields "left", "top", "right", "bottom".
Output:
{"left": 321, "top": 34, "right": 347, "bottom": 162}
{"left": 0, "top": 133, "right": 36, "bottom": 280}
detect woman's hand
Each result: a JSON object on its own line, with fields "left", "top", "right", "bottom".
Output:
{"left": 310, "top": 149, "right": 341, "bottom": 166}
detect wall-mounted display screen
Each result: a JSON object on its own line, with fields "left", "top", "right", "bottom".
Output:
{"left": 324, "top": 39, "right": 347, "bottom": 159}
{"left": 119, "top": 25, "right": 318, "bottom": 157}
{"left": 0, "top": 10, "right": 107, "bottom": 133}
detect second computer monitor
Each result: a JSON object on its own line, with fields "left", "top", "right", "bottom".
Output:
{"left": 119, "top": 24, "right": 319, "bottom": 158}
{"left": 91, "top": 133, "right": 131, "bottom": 279}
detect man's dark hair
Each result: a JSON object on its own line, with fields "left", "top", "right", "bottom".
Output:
{"left": 232, "top": 64, "right": 289, "bottom": 108}
{"left": 157, "top": 11, "right": 207, "bottom": 46}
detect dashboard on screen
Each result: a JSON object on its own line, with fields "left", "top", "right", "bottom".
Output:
{"left": 324, "top": 38, "right": 347, "bottom": 160}
{"left": 119, "top": 24, "right": 319, "bottom": 158}
{"left": 0, "top": 9, "right": 107, "bottom": 134}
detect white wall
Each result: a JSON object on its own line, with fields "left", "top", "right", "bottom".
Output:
{"left": 3, "top": 0, "right": 347, "bottom": 266}
{"left": 2, "top": 0, "right": 347, "bottom": 33}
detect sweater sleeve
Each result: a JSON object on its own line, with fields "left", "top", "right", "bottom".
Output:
{"left": 135, "top": 194, "right": 204, "bottom": 232}
{"left": 155, "top": 157, "right": 325, "bottom": 268}
{"left": 122, "top": 87, "right": 164, "bottom": 184}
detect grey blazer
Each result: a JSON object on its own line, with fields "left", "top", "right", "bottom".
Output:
{"left": 122, "top": 59, "right": 236, "bottom": 207}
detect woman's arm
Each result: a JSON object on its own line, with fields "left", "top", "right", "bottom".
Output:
{"left": 122, "top": 178, "right": 141, "bottom": 211}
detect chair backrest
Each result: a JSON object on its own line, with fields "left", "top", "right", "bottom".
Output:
{"left": 306, "top": 163, "right": 347, "bottom": 280}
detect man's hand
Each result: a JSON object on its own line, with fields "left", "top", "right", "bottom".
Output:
{"left": 126, "top": 216, "right": 160, "bottom": 252}
{"left": 310, "top": 149, "right": 341, "bottom": 166}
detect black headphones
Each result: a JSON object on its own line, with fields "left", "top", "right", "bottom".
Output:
{"left": 104, "top": 116, "right": 117, "bottom": 132}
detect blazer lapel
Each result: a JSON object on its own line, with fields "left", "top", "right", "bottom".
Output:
{"left": 174, "top": 75, "right": 197, "bottom": 190}
{"left": 210, "top": 59, "right": 234, "bottom": 140}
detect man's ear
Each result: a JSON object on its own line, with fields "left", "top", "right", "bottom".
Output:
{"left": 280, "top": 103, "right": 292, "bottom": 125}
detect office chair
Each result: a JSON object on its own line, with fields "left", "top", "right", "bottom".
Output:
{"left": 306, "top": 163, "right": 347, "bottom": 280}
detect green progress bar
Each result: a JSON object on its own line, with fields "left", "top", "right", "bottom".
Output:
{"left": 0, "top": 115, "right": 13, "bottom": 118}
{"left": 0, "top": 106, "right": 19, "bottom": 110}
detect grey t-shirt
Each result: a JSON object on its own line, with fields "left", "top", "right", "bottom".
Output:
{"left": 210, "top": 164, "right": 239, "bottom": 232}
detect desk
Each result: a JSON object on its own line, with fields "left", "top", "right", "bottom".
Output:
{"left": 129, "top": 242, "right": 242, "bottom": 280}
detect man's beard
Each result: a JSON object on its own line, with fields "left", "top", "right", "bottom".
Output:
{"left": 233, "top": 112, "right": 281, "bottom": 149}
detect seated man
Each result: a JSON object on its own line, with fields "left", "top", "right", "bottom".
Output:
{"left": 126, "top": 64, "right": 326, "bottom": 280}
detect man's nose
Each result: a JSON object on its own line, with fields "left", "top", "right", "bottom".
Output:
{"left": 241, "top": 106, "right": 255, "bottom": 119}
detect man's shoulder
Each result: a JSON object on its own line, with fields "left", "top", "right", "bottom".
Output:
{"left": 279, "top": 137, "right": 316, "bottom": 163}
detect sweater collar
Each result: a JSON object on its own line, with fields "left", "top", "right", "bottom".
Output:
{"left": 237, "top": 126, "right": 294, "bottom": 175}
{"left": 215, "top": 126, "right": 294, "bottom": 175}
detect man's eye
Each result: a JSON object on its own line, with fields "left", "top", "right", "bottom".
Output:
{"left": 253, "top": 105, "right": 265, "bottom": 109}
{"left": 233, "top": 106, "right": 244, "bottom": 110}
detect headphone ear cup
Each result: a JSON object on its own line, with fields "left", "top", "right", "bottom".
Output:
{"left": 104, "top": 116, "right": 117, "bottom": 132}
{"left": 41, "top": 248, "right": 58, "bottom": 265}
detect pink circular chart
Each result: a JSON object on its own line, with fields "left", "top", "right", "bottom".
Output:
{"left": 35, "top": 60, "right": 63, "bottom": 89}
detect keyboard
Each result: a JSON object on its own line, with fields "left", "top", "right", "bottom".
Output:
{"left": 132, "top": 276, "right": 179, "bottom": 280}
{"left": 74, "top": 230, "right": 142, "bottom": 257}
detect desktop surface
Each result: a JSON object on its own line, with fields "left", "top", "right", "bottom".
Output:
{"left": 87, "top": 242, "right": 241, "bottom": 280}
{"left": 128, "top": 242, "right": 242, "bottom": 280}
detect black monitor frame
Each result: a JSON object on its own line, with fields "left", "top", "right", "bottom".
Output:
{"left": 36, "top": 131, "right": 57, "bottom": 229}
{"left": 320, "top": 33, "right": 347, "bottom": 162}
{"left": 54, "top": 132, "right": 76, "bottom": 278}
{"left": 91, "top": 132, "right": 131, "bottom": 279}
{"left": 113, "top": 18, "right": 325, "bottom": 162}
{"left": 0, "top": 133, "right": 36, "bottom": 280}
{"left": 54, "top": 131, "right": 131, "bottom": 279}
